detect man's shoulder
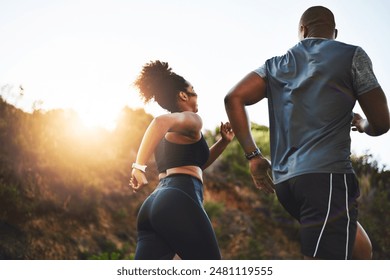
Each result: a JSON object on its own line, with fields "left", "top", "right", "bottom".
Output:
{"left": 295, "top": 39, "right": 359, "bottom": 56}
{"left": 299, "top": 38, "right": 358, "bottom": 48}
{"left": 331, "top": 39, "right": 359, "bottom": 49}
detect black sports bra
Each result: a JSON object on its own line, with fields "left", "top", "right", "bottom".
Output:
{"left": 154, "top": 134, "right": 210, "bottom": 173}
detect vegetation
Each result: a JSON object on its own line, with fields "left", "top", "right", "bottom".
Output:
{"left": 0, "top": 96, "right": 389, "bottom": 259}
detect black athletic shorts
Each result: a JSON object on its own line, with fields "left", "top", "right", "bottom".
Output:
{"left": 275, "top": 173, "right": 360, "bottom": 259}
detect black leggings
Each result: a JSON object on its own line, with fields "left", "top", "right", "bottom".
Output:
{"left": 135, "top": 174, "right": 221, "bottom": 260}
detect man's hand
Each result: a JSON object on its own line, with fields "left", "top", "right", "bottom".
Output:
{"left": 351, "top": 112, "right": 368, "bottom": 133}
{"left": 248, "top": 156, "right": 275, "bottom": 194}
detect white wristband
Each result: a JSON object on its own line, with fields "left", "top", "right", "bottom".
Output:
{"left": 132, "top": 163, "right": 147, "bottom": 172}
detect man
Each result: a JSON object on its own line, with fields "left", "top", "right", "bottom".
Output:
{"left": 224, "top": 6, "right": 389, "bottom": 259}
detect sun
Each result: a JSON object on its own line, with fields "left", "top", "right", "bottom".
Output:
{"left": 75, "top": 105, "right": 120, "bottom": 131}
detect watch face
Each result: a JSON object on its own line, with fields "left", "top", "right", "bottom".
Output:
{"left": 245, "top": 148, "right": 261, "bottom": 160}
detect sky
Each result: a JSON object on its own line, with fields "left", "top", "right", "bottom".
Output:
{"left": 1, "top": 0, "right": 389, "bottom": 169}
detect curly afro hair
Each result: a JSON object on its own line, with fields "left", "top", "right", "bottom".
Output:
{"left": 133, "top": 60, "right": 188, "bottom": 113}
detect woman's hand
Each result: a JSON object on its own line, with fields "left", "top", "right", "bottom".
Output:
{"left": 202, "top": 122, "right": 235, "bottom": 170}
{"left": 220, "top": 122, "right": 235, "bottom": 143}
{"left": 130, "top": 169, "right": 148, "bottom": 193}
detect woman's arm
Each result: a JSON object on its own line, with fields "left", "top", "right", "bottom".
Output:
{"left": 130, "top": 112, "right": 202, "bottom": 192}
{"left": 202, "top": 122, "right": 234, "bottom": 170}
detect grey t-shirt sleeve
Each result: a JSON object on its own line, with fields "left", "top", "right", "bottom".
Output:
{"left": 352, "top": 46, "right": 380, "bottom": 96}
{"left": 253, "top": 64, "right": 267, "bottom": 78}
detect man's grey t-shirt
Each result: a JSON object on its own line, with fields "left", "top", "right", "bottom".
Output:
{"left": 254, "top": 38, "right": 379, "bottom": 184}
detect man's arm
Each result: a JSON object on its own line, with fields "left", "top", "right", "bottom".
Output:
{"left": 352, "top": 87, "right": 390, "bottom": 136}
{"left": 224, "top": 72, "right": 266, "bottom": 152}
{"left": 224, "top": 72, "right": 274, "bottom": 193}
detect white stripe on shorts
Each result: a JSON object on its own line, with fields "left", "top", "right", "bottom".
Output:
{"left": 344, "top": 174, "right": 351, "bottom": 260}
{"left": 313, "top": 173, "right": 350, "bottom": 259}
{"left": 313, "top": 174, "right": 333, "bottom": 258}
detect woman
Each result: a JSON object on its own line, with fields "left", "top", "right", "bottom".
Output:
{"left": 130, "top": 60, "right": 234, "bottom": 260}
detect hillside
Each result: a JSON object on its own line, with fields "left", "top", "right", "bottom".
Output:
{"left": 0, "top": 97, "right": 388, "bottom": 259}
